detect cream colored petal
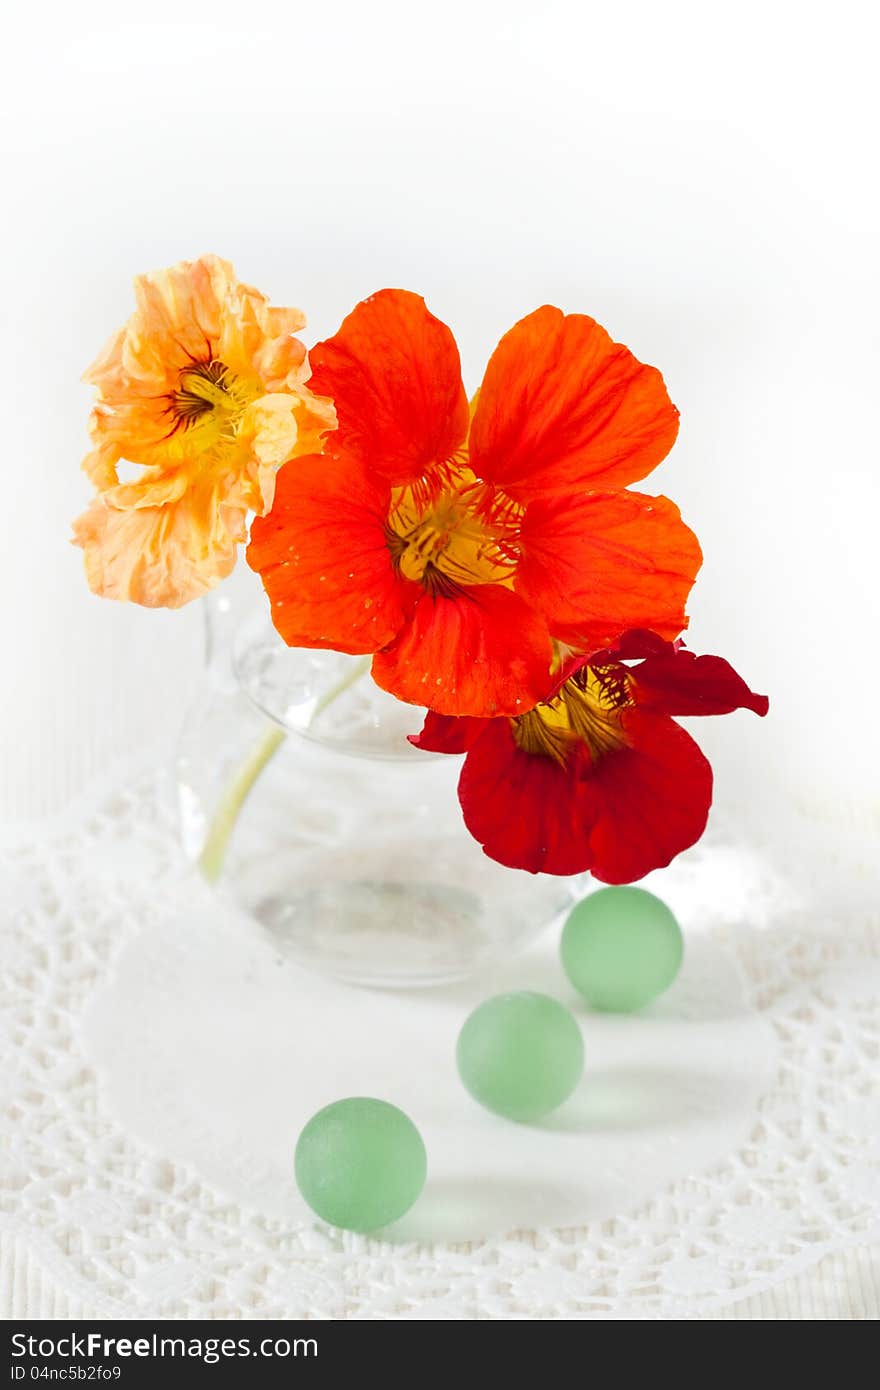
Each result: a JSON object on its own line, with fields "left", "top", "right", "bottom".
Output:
{"left": 228, "top": 456, "right": 277, "bottom": 516}
{"left": 101, "top": 465, "right": 189, "bottom": 510}
{"left": 266, "top": 304, "right": 307, "bottom": 337}
{"left": 83, "top": 326, "right": 127, "bottom": 389}
{"left": 242, "top": 395, "right": 300, "bottom": 468}
{"left": 72, "top": 473, "right": 246, "bottom": 608}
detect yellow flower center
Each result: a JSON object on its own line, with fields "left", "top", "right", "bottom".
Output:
{"left": 386, "top": 463, "right": 522, "bottom": 593}
{"left": 513, "top": 665, "right": 632, "bottom": 765}
{"left": 166, "top": 358, "right": 259, "bottom": 452}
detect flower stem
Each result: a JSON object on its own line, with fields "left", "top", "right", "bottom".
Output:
{"left": 198, "top": 655, "right": 372, "bottom": 883}
{"left": 309, "top": 654, "right": 373, "bottom": 721}
{"left": 199, "top": 725, "right": 285, "bottom": 883}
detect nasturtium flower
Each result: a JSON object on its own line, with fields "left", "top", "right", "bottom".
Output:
{"left": 410, "top": 631, "right": 769, "bottom": 882}
{"left": 73, "top": 255, "right": 336, "bottom": 607}
{"left": 247, "top": 289, "right": 701, "bottom": 718}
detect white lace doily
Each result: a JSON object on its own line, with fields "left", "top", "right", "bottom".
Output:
{"left": 1, "top": 760, "right": 879, "bottom": 1319}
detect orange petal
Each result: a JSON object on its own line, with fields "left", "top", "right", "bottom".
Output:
{"left": 252, "top": 326, "right": 309, "bottom": 391}
{"left": 290, "top": 387, "right": 338, "bottom": 457}
{"left": 217, "top": 272, "right": 297, "bottom": 383}
{"left": 247, "top": 452, "right": 414, "bottom": 654}
{"left": 72, "top": 473, "right": 246, "bottom": 608}
{"left": 83, "top": 326, "right": 127, "bottom": 391}
{"left": 371, "top": 585, "right": 554, "bottom": 718}
{"left": 306, "top": 289, "right": 469, "bottom": 485}
{"left": 469, "top": 306, "right": 680, "bottom": 499}
{"left": 131, "top": 254, "right": 230, "bottom": 371}
{"left": 82, "top": 441, "right": 120, "bottom": 490}
{"left": 265, "top": 304, "right": 308, "bottom": 339}
{"left": 515, "top": 489, "right": 702, "bottom": 649}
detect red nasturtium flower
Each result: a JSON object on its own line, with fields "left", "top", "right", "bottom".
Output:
{"left": 247, "top": 290, "right": 702, "bottom": 718}
{"left": 410, "top": 631, "right": 769, "bottom": 882}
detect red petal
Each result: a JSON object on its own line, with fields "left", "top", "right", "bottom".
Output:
{"left": 372, "top": 585, "right": 554, "bottom": 718}
{"left": 591, "top": 630, "right": 769, "bottom": 717}
{"left": 469, "top": 306, "right": 679, "bottom": 501}
{"left": 516, "top": 489, "right": 702, "bottom": 649}
{"left": 585, "top": 708, "right": 713, "bottom": 884}
{"left": 246, "top": 452, "right": 415, "bottom": 653}
{"left": 458, "top": 718, "right": 597, "bottom": 875}
{"left": 408, "top": 711, "right": 492, "bottom": 753}
{"left": 306, "top": 289, "right": 469, "bottom": 486}
{"left": 593, "top": 628, "right": 673, "bottom": 663}
{"left": 632, "top": 649, "right": 769, "bottom": 717}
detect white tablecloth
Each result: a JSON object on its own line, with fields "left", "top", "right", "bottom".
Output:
{"left": 2, "top": 749, "right": 878, "bottom": 1320}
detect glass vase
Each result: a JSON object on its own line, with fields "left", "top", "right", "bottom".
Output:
{"left": 175, "top": 571, "right": 575, "bottom": 987}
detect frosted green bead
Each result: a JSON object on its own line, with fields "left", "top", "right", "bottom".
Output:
{"left": 294, "top": 1097, "right": 426, "bottom": 1232}
{"left": 456, "top": 991, "right": 584, "bottom": 1122}
{"left": 561, "top": 886, "right": 684, "bottom": 1012}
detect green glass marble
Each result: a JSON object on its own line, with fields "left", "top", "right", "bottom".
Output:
{"left": 294, "top": 1097, "right": 427, "bottom": 1232}
{"left": 561, "top": 886, "right": 684, "bottom": 1012}
{"left": 456, "top": 991, "right": 584, "bottom": 1122}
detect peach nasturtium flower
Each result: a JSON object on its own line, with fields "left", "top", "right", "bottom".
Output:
{"left": 72, "top": 255, "right": 336, "bottom": 607}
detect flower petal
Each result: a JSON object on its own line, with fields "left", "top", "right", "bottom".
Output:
{"left": 469, "top": 306, "right": 679, "bottom": 499}
{"left": 458, "top": 718, "right": 596, "bottom": 875}
{"left": 242, "top": 395, "right": 301, "bottom": 467}
{"left": 246, "top": 452, "right": 414, "bottom": 653}
{"left": 242, "top": 389, "right": 337, "bottom": 469}
{"left": 82, "top": 441, "right": 121, "bottom": 490}
{"left": 585, "top": 708, "right": 713, "bottom": 883}
{"left": 516, "top": 490, "right": 702, "bottom": 648}
{"left": 408, "top": 711, "right": 492, "bottom": 753}
{"left": 306, "top": 289, "right": 469, "bottom": 485}
{"left": 595, "top": 632, "right": 770, "bottom": 717}
{"left": 252, "top": 305, "right": 309, "bottom": 388}
{"left": 635, "top": 651, "right": 769, "bottom": 717}
{"left": 101, "top": 467, "right": 189, "bottom": 510}
{"left": 372, "top": 585, "right": 554, "bottom": 718}
{"left": 130, "top": 253, "right": 231, "bottom": 373}
{"left": 71, "top": 473, "right": 245, "bottom": 608}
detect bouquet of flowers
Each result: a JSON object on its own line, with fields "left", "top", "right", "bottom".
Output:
{"left": 73, "top": 255, "right": 767, "bottom": 885}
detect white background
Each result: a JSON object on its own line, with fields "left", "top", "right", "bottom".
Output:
{"left": 1, "top": 0, "right": 877, "bottom": 825}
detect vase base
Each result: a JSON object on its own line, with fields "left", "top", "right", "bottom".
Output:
{"left": 178, "top": 633, "right": 578, "bottom": 988}
{"left": 223, "top": 862, "right": 574, "bottom": 988}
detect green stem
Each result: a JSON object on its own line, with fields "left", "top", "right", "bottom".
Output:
{"left": 198, "top": 655, "right": 372, "bottom": 883}
{"left": 199, "top": 724, "right": 286, "bottom": 883}
{"left": 309, "top": 654, "right": 373, "bottom": 722}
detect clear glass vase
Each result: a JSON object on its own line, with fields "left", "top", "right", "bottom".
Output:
{"left": 175, "top": 571, "right": 576, "bottom": 987}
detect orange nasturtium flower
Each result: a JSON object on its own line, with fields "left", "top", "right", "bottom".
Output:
{"left": 72, "top": 255, "right": 336, "bottom": 607}
{"left": 247, "top": 290, "right": 702, "bottom": 719}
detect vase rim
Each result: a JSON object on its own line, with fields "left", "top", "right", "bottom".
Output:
{"left": 208, "top": 596, "right": 444, "bottom": 764}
